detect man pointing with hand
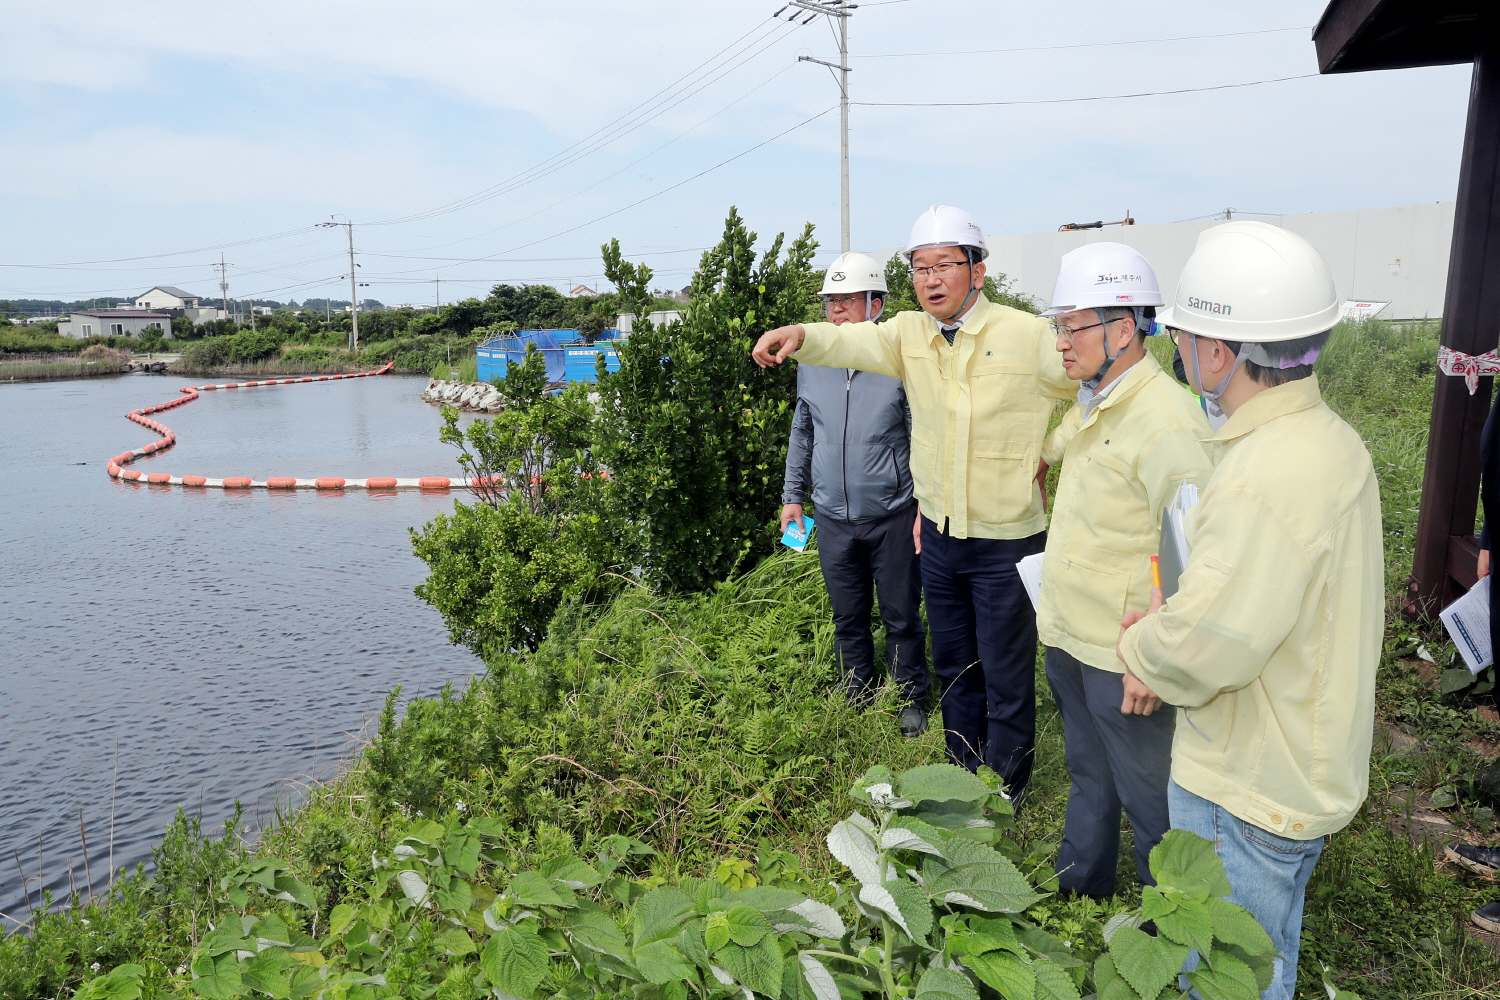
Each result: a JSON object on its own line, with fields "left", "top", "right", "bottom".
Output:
{"left": 753, "top": 205, "right": 1072, "bottom": 803}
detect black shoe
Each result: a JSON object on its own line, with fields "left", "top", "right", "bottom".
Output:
{"left": 1445, "top": 843, "right": 1500, "bottom": 876}
{"left": 899, "top": 706, "right": 928, "bottom": 738}
{"left": 1472, "top": 900, "right": 1500, "bottom": 934}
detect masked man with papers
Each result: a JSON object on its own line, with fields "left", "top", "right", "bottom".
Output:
{"left": 1034, "top": 244, "right": 1213, "bottom": 898}
{"left": 1117, "top": 223, "right": 1383, "bottom": 999}
{"left": 753, "top": 205, "right": 1073, "bottom": 802}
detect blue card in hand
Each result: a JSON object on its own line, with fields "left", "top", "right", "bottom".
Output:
{"left": 781, "top": 515, "right": 815, "bottom": 552}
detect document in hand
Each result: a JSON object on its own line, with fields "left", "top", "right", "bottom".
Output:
{"left": 780, "top": 515, "right": 815, "bottom": 552}
{"left": 1440, "top": 575, "right": 1492, "bottom": 674}
{"left": 1156, "top": 481, "right": 1200, "bottom": 599}
{"left": 1016, "top": 552, "right": 1044, "bottom": 611}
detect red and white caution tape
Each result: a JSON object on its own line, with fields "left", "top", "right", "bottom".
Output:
{"left": 1438, "top": 345, "right": 1500, "bottom": 395}
{"left": 106, "top": 363, "right": 466, "bottom": 490}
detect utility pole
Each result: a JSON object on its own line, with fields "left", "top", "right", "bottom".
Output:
{"left": 789, "top": 0, "right": 854, "bottom": 253}
{"left": 433, "top": 277, "right": 442, "bottom": 310}
{"left": 216, "top": 255, "right": 230, "bottom": 321}
{"left": 319, "top": 219, "right": 359, "bottom": 351}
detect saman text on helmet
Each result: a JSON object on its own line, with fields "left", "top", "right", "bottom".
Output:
{"left": 1186, "top": 296, "right": 1232, "bottom": 316}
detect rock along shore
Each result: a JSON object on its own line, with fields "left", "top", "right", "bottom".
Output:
{"left": 421, "top": 379, "right": 503, "bottom": 412}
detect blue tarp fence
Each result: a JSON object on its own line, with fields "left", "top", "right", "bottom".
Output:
{"left": 474, "top": 329, "right": 623, "bottom": 383}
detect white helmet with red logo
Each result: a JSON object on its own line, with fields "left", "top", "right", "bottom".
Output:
{"left": 903, "top": 205, "right": 989, "bottom": 262}
{"left": 1041, "top": 242, "right": 1164, "bottom": 317}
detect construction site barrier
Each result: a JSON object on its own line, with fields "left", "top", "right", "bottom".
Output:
{"left": 105, "top": 363, "right": 472, "bottom": 491}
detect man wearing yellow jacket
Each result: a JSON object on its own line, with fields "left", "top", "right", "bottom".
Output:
{"left": 1037, "top": 243, "right": 1212, "bottom": 899}
{"left": 752, "top": 205, "right": 1073, "bottom": 801}
{"left": 1118, "top": 222, "right": 1382, "bottom": 999}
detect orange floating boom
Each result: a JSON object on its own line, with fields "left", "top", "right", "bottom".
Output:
{"left": 105, "top": 362, "right": 472, "bottom": 491}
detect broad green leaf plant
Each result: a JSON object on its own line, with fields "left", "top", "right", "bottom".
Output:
{"left": 85, "top": 763, "right": 1364, "bottom": 999}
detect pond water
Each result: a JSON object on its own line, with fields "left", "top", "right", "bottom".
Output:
{"left": 0, "top": 372, "right": 484, "bottom": 918}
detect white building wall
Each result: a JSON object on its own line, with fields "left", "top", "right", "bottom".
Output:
{"left": 134, "top": 289, "right": 189, "bottom": 310}
{"left": 617, "top": 309, "right": 683, "bottom": 334}
{"left": 58, "top": 313, "right": 171, "bottom": 338}
{"left": 987, "top": 202, "right": 1454, "bottom": 321}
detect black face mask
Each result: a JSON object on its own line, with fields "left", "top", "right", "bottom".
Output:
{"left": 1171, "top": 345, "right": 1189, "bottom": 385}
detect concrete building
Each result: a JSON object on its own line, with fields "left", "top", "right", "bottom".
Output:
{"left": 983, "top": 202, "right": 1453, "bottom": 321}
{"left": 58, "top": 310, "right": 172, "bottom": 339}
{"left": 132, "top": 286, "right": 225, "bottom": 324}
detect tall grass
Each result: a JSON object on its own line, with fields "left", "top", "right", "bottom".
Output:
{"left": 429, "top": 355, "right": 479, "bottom": 382}
{"left": 0, "top": 359, "right": 124, "bottom": 381}
{"left": 169, "top": 357, "right": 370, "bottom": 377}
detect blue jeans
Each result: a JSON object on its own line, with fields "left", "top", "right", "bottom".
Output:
{"left": 1168, "top": 780, "right": 1325, "bottom": 1000}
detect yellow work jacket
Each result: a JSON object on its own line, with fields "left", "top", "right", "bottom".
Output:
{"left": 796, "top": 297, "right": 1072, "bottom": 539}
{"left": 1037, "top": 353, "right": 1213, "bottom": 672}
{"left": 1118, "top": 376, "right": 1383, "bottom": 839}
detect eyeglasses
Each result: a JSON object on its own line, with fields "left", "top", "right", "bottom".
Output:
{"left": 908, "top": 260, "right": 970, "bottom": 280}
{"left": 1167, "top": 327, "right": 1189, "bottom": 346}
{"left": 1051, "top": 317, "right": 1124, "bottom": 341}
{"left": 824, "top": 294, "right": 865, "bottom": 307}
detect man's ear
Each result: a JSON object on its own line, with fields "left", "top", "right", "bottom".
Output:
{"left": 971, "top": 260, "right": 987, "bottom": 288}
{"left": 1205, "top": 338, "right": 1232, "bottom": 375}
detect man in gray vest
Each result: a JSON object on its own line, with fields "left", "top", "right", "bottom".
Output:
{"left": 781, "top": 252, "right": 929, "bottom": 737}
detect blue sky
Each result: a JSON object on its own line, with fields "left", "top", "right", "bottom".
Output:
{"left": 0, "top": 0, "right": 1473, "bottom": 306}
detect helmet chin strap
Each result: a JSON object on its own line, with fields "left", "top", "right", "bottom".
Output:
{"left": 937, "top": 284, "right": 979, "bottom": 326}
{"left": 1081, "top": 307, "right": 1125, "bottom": 392}
{"left": 1185, "top": 332, "right": 1254, "bottom": 421}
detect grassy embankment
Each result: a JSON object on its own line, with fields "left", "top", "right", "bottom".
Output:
{"left": 4, "top": 319, "right": 1499, "bottom": 999}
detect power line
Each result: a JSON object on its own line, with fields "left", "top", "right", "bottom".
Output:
{"left": 365, "top": 58, "right": 802, "bottom": 260}
{"left": 366, "top": 18, "right": 806, "bottom": 227}
{"left": 850, "top": 25, "right": 1314, "bottom": 58}
{"left": 0, "top": 15, "right": 804, "bottom": 276}
{"left": 361, "top": 247, "right": 710, "bottom": 264}
{"left": 365, "top": 106, "right": 838, "bottom": 278}
{"left": 0, "top": 226, "right": 322, "bottom": 269}
{"left": 855, "top": 73, "right": 1317, "bottom": 106}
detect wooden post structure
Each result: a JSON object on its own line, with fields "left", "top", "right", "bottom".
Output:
{"left": 1412, "top": 47, "right": 1500, "bottom": 612}
{"left": 1314, "top": 1, "right": 1497, "bottom": 616}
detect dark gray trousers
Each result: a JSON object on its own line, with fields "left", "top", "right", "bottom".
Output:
{"left": 1045, "top": 646, "right": 1174, "bottom": 897}
{"left": 816, "top": 503, "right": 929, "bottom": 709}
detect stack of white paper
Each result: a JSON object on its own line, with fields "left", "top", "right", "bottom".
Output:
{"left": 1017, "top": 551, "right": 1045, "bottom": 611}
{"left": 1157, "top": 481, "right": 1200, "bottom": 598}
{"left": 1440, "top": 575, "right": 1493, "bottom": 674}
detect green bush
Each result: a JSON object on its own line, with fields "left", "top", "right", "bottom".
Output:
{"left": 282, "top": 345, "right": 332, "bottom": 364}
{"left": 177, "top": 328, "right": 287, "bottom": 368}
{"left": 597, "top": 208, "right": 820, "bottom": 593}
{"left": 412, "top": 346, "right": 626, "bottom": 655}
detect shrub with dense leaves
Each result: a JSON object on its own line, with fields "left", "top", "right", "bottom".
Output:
{"left": 412, "top": 346, "right": 626, "bottom": 655}
{"left": 597, "top": 207, "right": 820, "bottom": 594}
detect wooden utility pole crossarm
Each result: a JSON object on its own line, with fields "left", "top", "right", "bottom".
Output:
{"left": 1314, "top": 0, "right": 1497, "bottom": 615}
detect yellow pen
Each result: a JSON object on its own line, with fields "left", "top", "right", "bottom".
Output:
{"left": 1150, "top": 554, "right": 1162, "bottom": 591}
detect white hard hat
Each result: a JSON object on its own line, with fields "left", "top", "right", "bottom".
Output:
{"left": 820, "top": 252, "right": 888, "bottom": 296}
{"left": 1041, "top": 242, "right": 1164, "bottom": 318}
{"left": 903, "top": 204, "right": 989, "bottom": 262}
{"left": 1164, "top": 221, "right": 1340, "bottom": 342}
